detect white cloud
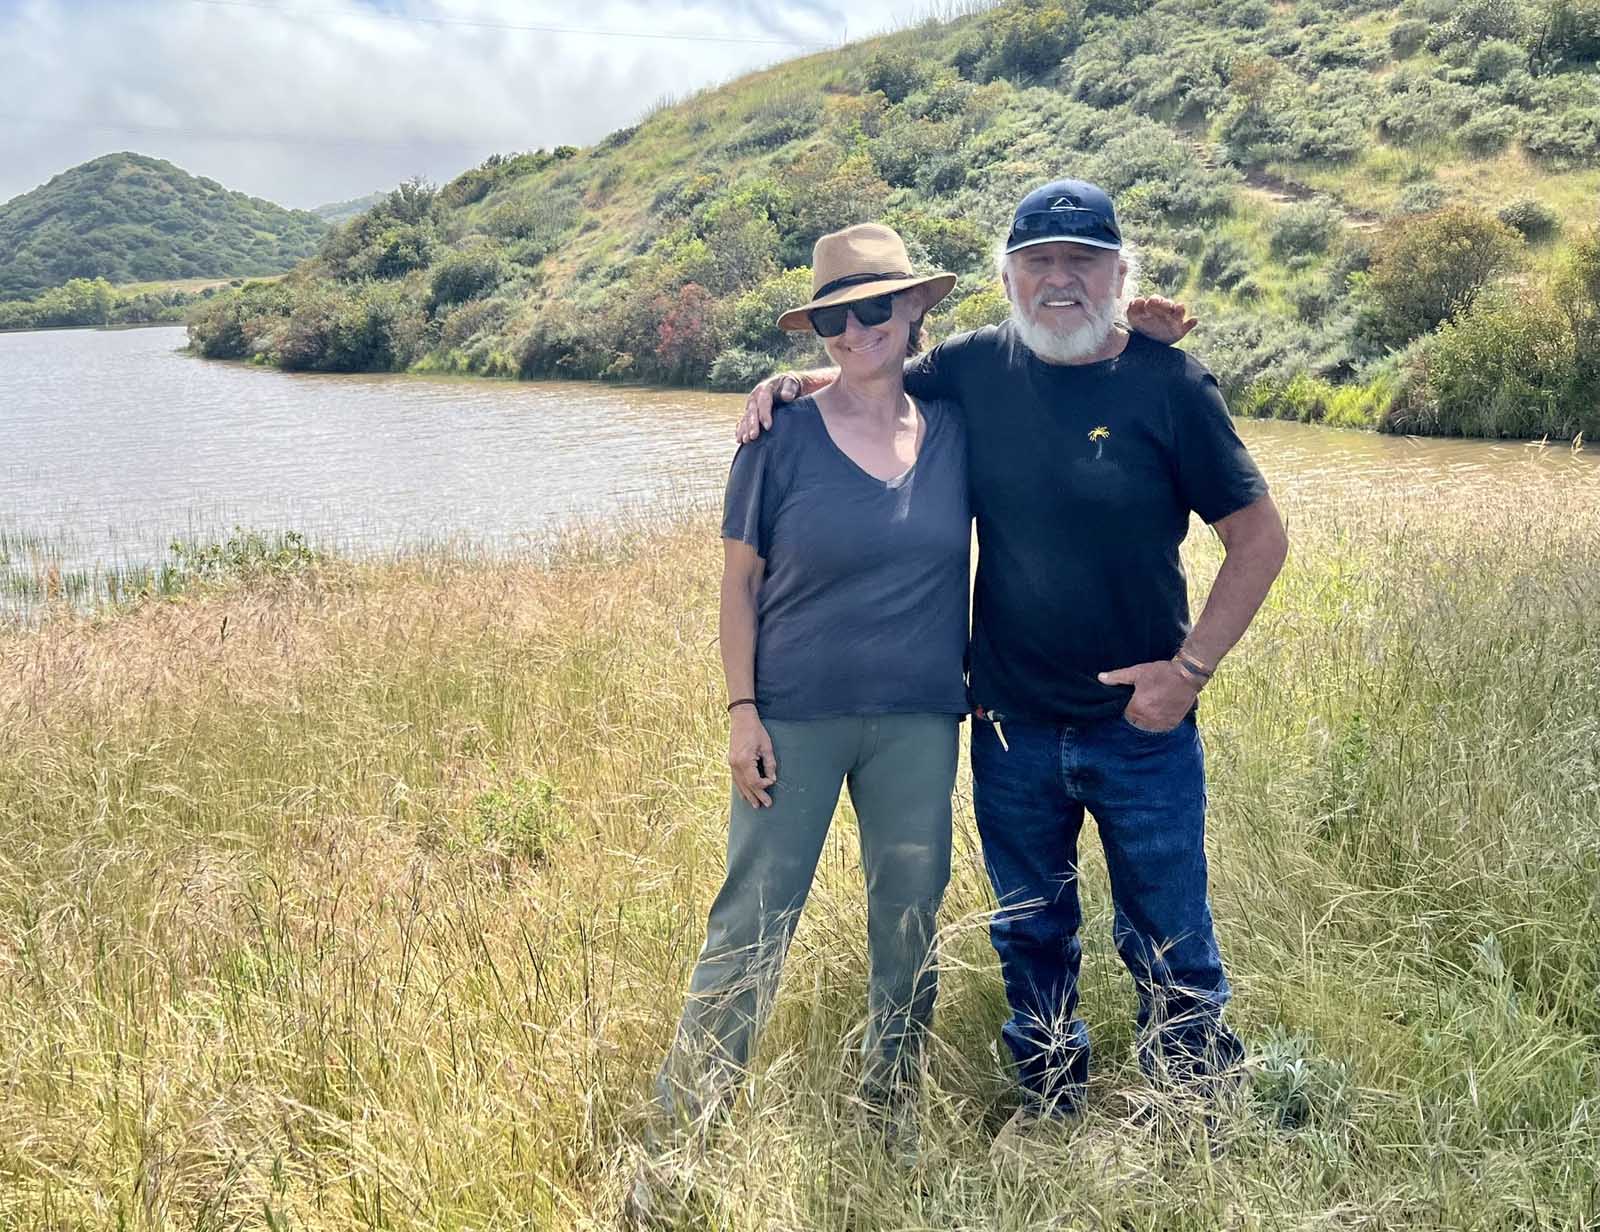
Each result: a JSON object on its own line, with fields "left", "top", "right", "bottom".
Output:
{"left": 0, "top": 0, "right": 935, "bottom": 209}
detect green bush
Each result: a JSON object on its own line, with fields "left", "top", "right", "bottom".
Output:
{"left": 166, "top": 528, "right": 320, "bottom": 584}
{"left": 427, "top": 248, "right": 503, "bottom": 312}
{"left": 1388, "top": 287, "right": 1582, "bottom": 437}
{"left": 1533, "top": 0, "right": 1600, "bottom": 68}
{"left": 1521, "top": 108, "right": 1600, "bottom": 163}
{"left": 1389, "top": 18, "right": 1429, "bottom": 57}
{"left": 267, "top": 280, "right": 425, "bottom": 373}
{"left": 863, "top": 48, "right": 929, "bottom": 103}
{"left": 1395, "top": 182, "right": 1448, "bottom": 215}
{"left": 1198, "top": 236, "right": 1251, "bottom": 291}
{"left": 1472, "top": 39, "right": 1526, "bottom": 82}
{"left": 1457, "top": 106, "right": 1519, "bottom": 154}
{"left": 1427, "top": 0, "right": 1530, "bottom": 53}
{"left": 946, "top": 283, "right": 1011, "bottom": 333}
{"left": 1497, "top": 198, "right": 1561, "bottom": 241}
{"left": 1357, "top": 206, "right": 1523, "bottom": 351}
{"left": 708, "top": 347, "right": 782, "bottom": 392}
{"left": 723, "top": 266, "right": 813, "bottom": 355}
{"left": 1269, "top": 201, "right": 1341, "bottom": 258}
{"left": 1136, "top": 245, "right": 1189, "bottom": 295}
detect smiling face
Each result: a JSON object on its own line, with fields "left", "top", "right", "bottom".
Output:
{"left": 817, "top": 287, "right": 928, "bottom": 379}
{"left": 1002, "top": 242, "right": 1127, "bottom": 365}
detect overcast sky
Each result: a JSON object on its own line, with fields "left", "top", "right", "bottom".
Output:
{"left": 1, "top": 0, "right": 937, "bottom": 210}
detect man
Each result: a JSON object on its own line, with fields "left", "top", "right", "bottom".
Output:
{"left": 738, "top": 178, "right": 1289, "bottom": 1132}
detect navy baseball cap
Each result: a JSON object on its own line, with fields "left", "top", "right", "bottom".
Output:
{"left": 1005, "top": 179, "right": 1122, "bottom": 254}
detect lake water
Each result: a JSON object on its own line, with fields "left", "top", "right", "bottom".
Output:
{"left": 4, "top": 324, "right": 1597, "bottom": 599}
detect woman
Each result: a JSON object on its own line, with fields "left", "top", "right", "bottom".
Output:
{"left": 653, "top": 224, "right": 970, "bottom": 1136}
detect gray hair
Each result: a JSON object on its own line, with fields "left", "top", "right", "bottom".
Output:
{"left": 995, "top": 238, "right": 1143, "bottom": 323}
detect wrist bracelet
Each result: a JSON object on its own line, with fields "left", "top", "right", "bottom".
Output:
{"left": 727, "top": 698, "right": 758, "bottom": 712}
{"left": 1175, "top": 650, "right": 1214, "bottom": 679}
{"left": 1173, "top": 657, "right": 1212, "bottom": 686}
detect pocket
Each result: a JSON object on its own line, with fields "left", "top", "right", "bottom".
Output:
{"left": 1117, "top": 713, "right": 1181, "bottom": 738}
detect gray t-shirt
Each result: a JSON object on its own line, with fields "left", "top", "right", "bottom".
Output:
{"left": 722, "top": 395, "right": 970, "bottom": 721}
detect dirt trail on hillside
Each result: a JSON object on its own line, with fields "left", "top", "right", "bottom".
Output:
{"left": 1188, "top": 138, "right": 1382, "bottom": 231}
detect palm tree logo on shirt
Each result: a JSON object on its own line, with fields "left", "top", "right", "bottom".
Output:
{"left": 1088, "top": 425, "right": 1110, "bottom": 459}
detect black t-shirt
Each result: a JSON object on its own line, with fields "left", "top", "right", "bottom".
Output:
{"left": 905, "top": 322, "right": 1268, "bottom": 724}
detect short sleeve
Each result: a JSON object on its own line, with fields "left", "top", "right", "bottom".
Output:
{"left": 1172, "top": 366, "right": 1269, "bottom": 525}
{"left": 721, "top": 440, "right": 773, "bottom": 557}
{"left": 904, "top": 336, "right": 961, "bottom": 403}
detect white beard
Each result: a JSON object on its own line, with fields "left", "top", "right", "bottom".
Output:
{"left": 1009, "top": 292, "right": 1116, "bottom": 364}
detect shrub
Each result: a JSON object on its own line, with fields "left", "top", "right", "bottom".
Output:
{"left": 1358, "top": 207, "right": 1523, "bottom": 351}
{"left": 1389, "top": 287, "right": 1580, "bottom": 436}
{"left": 268, "top": 280, "right": 425, "bottom": 373}
{"left": 1390, "top": 18, "right": 1429, "bottom": 57}
{"left": 723, "top": 266, "right": 813, "bottom": 356}
{"left": 654, "top": 283, "right": 723, "bottom": 383}
{"left": 1457, "top": 106, "right": 1519, "bottom": 154}
{"left": 427, "top": 248, "right": 503, "bottom": 312}
{"left": 881, "top": 209, "right": 991, "bottom": 273}
{"left": 1497, "top": 198, "right": 1561, "bottom": 241}
{"left": 1521, "top": 108, "right": 1600, "bottom": 162}
{"left": 1137, "top": 246, "right": 1189, "bottom": 295}
{"left": 946, "top": 283, "right": 1011, "bottom": 333}
{"left": 1198, "top": 236, "right": 1251, "bottom": 291}
{"left": 863, "top": 48, "right": 928, "bottom": 103}
{"left": 1472, "top": 39, "right": 1526, "bottom": 81}
{"left": 1427, "top": 0, "right": 1530, "bottom": 53}
{"left": 976, "top": 2, "right": 1084, "bottom": 81}
{"left": 1270, "top": 201, "right": 1341, "bottom": 258}
{"left": 707, "top": 347, "right": 781, "bottom": 392}
{"left": 166, "top": 528, "right": 320, "bottom": 584}
{"left": 1532, "top": 0, "right": 1600, "bottom": 68}
{"left": 1395, "top": 182, "right": 1448, "bottom": 215}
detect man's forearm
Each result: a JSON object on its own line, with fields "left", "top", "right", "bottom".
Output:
{"left": 1183, "top": 497, "right": 1288, "bottom": 670}
{"left": 792, "top": 367, "right": 836, "bottom": 396}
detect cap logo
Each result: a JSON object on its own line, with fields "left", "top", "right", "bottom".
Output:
{"left": 1048, "top": 196, "right": 1081, "bottom": 210}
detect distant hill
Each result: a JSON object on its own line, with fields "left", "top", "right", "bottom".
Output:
{"left": 189, "top": 0, "right": 1600, "bottom": 439}
{"left": 312, "top": 192, "right": 388, "bottom": 224}
{"left": 0, "top": 152, "right": 327, "bottom": 300}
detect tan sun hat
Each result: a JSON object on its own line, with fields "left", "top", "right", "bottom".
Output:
{"left": 776, "top": 223, "right": 957, "bottom": 333}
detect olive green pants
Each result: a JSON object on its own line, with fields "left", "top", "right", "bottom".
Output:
{"left": 656, "top": 713, "right": 960, "bottom": 1121}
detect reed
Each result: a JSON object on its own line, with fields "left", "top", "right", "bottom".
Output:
{"left": 1, "top": 459, "right": 1598, "bottom": 1229}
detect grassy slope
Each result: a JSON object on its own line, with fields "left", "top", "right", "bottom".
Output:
{"left": 0, "top": 152, "right": 326, "bottom": 299}
{"left": 2, "top": 454, "right": 1598, "bottom": 1228}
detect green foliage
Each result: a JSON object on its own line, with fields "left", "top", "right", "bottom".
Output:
{"left": 1472, "top": 39, "right": 1526, "bottom": 82}
{"left": 428, "top": 248, "right": 503, "bottom": 312}
{"left": 1269, "top": 201, "right": 1341, "bottom": 258}
{"left": 166, "top": 527, "right": 320, "bottom": 584}
{"left": 457, "top": 774, "right": 570, "bottom": 865}
{"left": 319, "top": 179, "right": 439, "bottom": 281}
{"left": 946, "top": 283, "right": 1011, "bottom": 332}
{"left": 1357, "top": 206, "right": 1523, "bottom": 351}
{"left": 723, "top": 266, "right": 813, "bottom": 356}
{"left": 863, "top": 48, "right": 930, "bottom": 102}
{"left": 1389, "top": 18, "right": 1429, "bottom": 57}
{"left": 1532, "top": 0, "right": 1600, "bottom": 68}
{"left": 1457, "top": 105, "right": 1519, "bottom": 153}
{"left": 1251, "top": 1028, "right": 1354, "bottom": 1133}
{"left": 1427, "top": 0, "right": 1530, "bottom": 53}
{"left": 707, "top": 347, "right": 782, "bottom": 392}
{"left": 0, "top": 152, "right": 325, "bottom": 300}
{"left": 1199, "top": 236, "right": 1251, "bottom": 291}
{"left": 1497, "top": 197, "right": 1561, "bottom": 240}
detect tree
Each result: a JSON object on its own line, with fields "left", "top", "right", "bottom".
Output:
{"left": 1356, "top": 207, "right": 1523, "bottom": 351}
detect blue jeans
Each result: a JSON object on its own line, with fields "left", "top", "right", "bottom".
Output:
{"left": 971, "top": 712, "right": 1242, "bottom": 1112}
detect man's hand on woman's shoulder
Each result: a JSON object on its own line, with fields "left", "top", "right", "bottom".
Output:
{"left": 1127, "top": 296, "right": 1198, "bottom": 346}
{"left": 736, "top": 373, "right": 803, "bottom": 444}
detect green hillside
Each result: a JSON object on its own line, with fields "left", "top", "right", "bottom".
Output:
{"left": 190, "top": 0, "right": 1600, "bottom": 438}
{"left": 312, "top": 192, "right": 387, "bottom": 224}
{"left": 0, "top": 152, "right": 326, "bottom": 300}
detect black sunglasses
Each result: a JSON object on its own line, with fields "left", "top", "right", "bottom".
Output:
{"left": 808, "top": 293, "right": 897, "bottom": 338}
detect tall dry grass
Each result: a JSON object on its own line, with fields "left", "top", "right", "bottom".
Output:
{"left": 2, "top": 458, "right": 1600, "bottom": 1229}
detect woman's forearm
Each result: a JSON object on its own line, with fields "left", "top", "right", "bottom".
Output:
{"left": 719, "top": 568, "right": 760, "bottom": 703}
